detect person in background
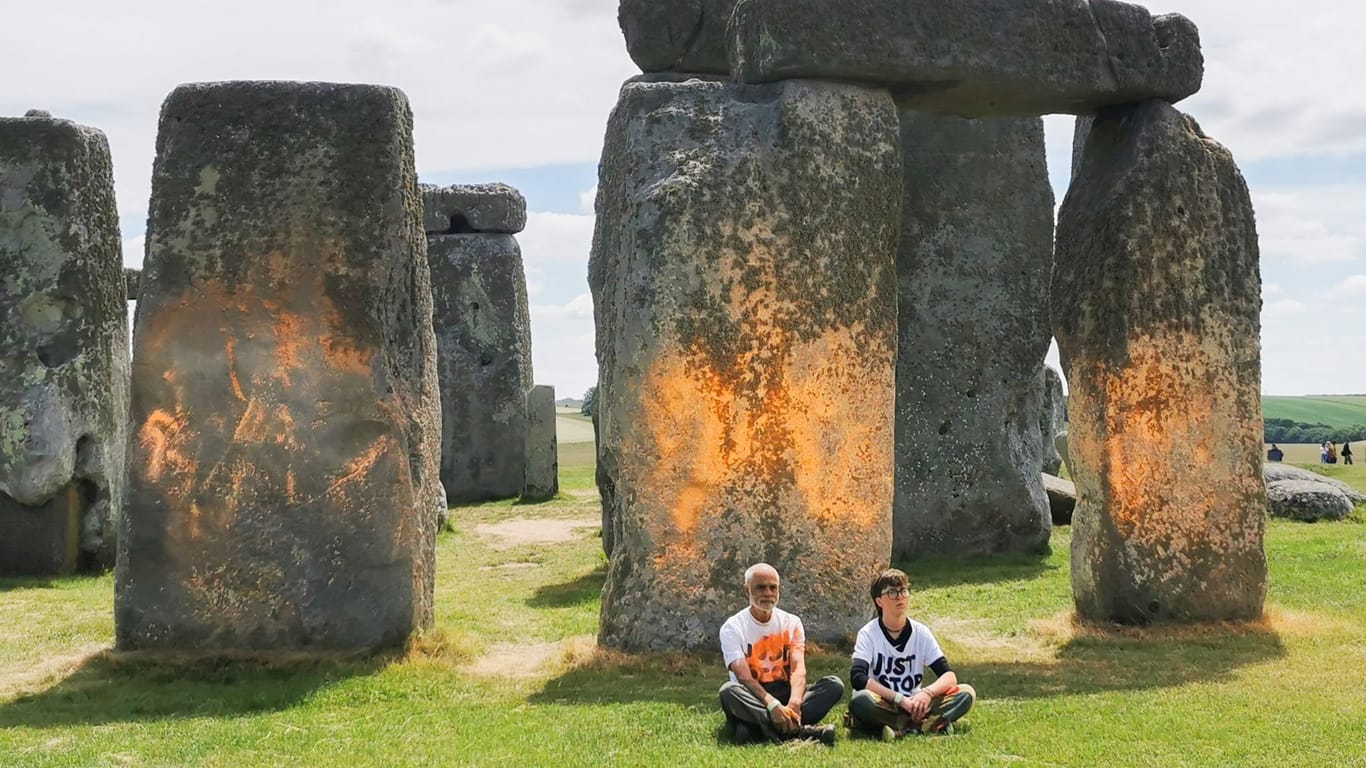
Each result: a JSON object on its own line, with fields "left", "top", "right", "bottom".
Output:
{"left": 1267, "top": 444, "right": 1284, "bottom": 462}
{"left": 1343, "top": 441, "right": 1354, "bottom": 466}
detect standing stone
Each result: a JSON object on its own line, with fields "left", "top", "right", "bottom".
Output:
{"left": 423, "top": 184, "right": 533, "bottom": 504}
{"left": 594, "top": 404, "right": 618, "bottom": 557}
{"left": 618, "top": 0, "right": 736, "bottom": 74}
{"left": 1, "top": 114, "right": 128, "bottom": 575}
{"left": 729, "top": 0, "right": 1202, "bottom": 117}
{"left": 893, "top": 111, "right": 1053, "bottom": 559}
{"left": 591, "top": 76, "right": 901, "bottom": 651}
{"left": 1053, "top": 100, "right": 1266, "bottom": 624}
{"left": 118, "top": 82, "right": 441, "bottom": 651}
{"left": 522, "top": 385, "right": 558, "bottom": 502}
{"left": 1039, "top": 364, "right": 1067, "bottom": 475}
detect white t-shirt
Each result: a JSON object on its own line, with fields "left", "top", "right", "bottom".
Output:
{"left": 719, "top": 606, "right": 805, "bottom": 685}
{"left": 851, "top": 617, "right": 946, "bottom": 695}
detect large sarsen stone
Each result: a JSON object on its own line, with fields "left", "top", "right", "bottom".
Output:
{"left": 893, "top": 111, "right": 1053, "bottom": 559}
{"left": 1, "top": 113, "right": 128, "bottom": 575}
{"left": 118, "top": 81, "right": 441, "bottom": 651}
{"left": 729, "top": 0, "right": 1203, "bottom": 117}
{"left": 1053, "top": 100, "right": 1266, "bottom": 624}
{"left": 591, "top": 76, "right": 900, "bottom": 651}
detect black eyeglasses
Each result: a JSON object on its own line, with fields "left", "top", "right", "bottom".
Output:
{"left": 879, "top": 587, "right": 909, "bottom": 598}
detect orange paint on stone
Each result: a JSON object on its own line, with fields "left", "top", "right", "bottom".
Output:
{"left": 225, "top": 339, "right": 246, "bottom": 402}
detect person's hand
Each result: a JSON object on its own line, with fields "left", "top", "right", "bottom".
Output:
{"left": 769, "top": 702, "right": 799, "bottom": 735}
{"left": 786, "top": 699, "right": 803, "bottom": 724}
{"left": 906, "top": 689, "right": 932, "bottom": 720}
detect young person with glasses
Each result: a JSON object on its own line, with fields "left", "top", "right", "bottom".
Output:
{"left": 847, "top": 568, "right": 976, "bottom": 738}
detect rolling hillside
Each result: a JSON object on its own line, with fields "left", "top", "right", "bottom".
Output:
{"left": 1263, "top": 396, "right": 1366, "bottom": 428}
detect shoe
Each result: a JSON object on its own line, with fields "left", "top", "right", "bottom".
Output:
{"left": 732, "top": 722, "right": 752, "bottom": 745}
{"left": 880, "top": 725, "right": 897, "bottom": 742}
{"left": 924, "top": 718, "right": 955, "bottom": 736}
{"left": 798, "top": 724, "right": 837, "bottom": 746}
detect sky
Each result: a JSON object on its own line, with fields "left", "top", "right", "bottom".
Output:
{"left": 4, "top": 0, "right": 1363, "bottom": 399}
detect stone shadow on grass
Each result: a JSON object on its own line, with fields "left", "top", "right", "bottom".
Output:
{"left": 896, "top": 550, "right": 1057, "bottom": 589}
{"left": 527, "top": 563, "right": 607, "bottom": 608}
{"left": 959, "top": 622, "right": 1287, "bottom": 699}
{"left": 0, "top": 651, "right": 389, "bottom": 727}
{"left": 530, "top": 650, "right": 851, "bottom": 708}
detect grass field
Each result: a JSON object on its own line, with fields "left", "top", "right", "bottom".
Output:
{"left": 2, "top": 455, "right": 1365, "bottom": 767}
{"left": 1263, "top": 395, "right": 1366, "bottom": 428}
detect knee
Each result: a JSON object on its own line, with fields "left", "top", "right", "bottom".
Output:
{"left": 953, "top": 683, "right": 977, "bottom": 702}
{"left": 819, "top": 675, "right": 846, "bottom": 696}
{"left": 849, "top": 688, "right": 879, "bottom": 716}
{"left": 718, "top": 681, "right": 742, "bottom": 703}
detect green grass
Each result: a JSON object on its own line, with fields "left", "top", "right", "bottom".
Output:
{"left": 3, "top": 451, "right": 1366, "bottom": 767}
{"left": 1263, "top": 395, "right": 1366, "bottom": 428}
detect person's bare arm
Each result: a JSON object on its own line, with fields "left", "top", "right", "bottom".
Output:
{"left": 785, "top": 645, "right": 807, "bottom": 721}
{"left": 863, "top": 676, "right": 920, "bottom": 718}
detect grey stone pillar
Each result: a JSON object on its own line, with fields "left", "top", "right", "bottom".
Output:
{"left": 1039, "top": 364, "right": 1067, "bottom": 476}
{"left": 522, "top": 385, "right": 558, "bottom": 502}
{"left": 118, "top": 82, "right": 441, "bottom": 651}
{"left": 1053, "top": 100, "right": 1267, "bottom": 624}
{"left": 422, "top": 184, "right": 533, "bottom": 505}
{"left": 1, "top": 112, "right": 128, "bottom": 575}
{"left": 591, "top": 76, "right": 900, "bottom": 651}
{"left": 893, "top": 111, "right": 1053, "bottom": 559}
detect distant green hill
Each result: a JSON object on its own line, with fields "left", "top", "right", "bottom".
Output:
{"left": 1263, "top": 396, "right": 1366, "bottom": 429}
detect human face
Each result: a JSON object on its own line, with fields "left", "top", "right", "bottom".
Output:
{"left": 747, "top": 569, "right": 780, "bottom": 614}
{"left": 875, "top": 585, "right": 909, "bottom": 617}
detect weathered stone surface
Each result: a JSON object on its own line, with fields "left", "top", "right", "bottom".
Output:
{"left": 1266, "top": 480, "right": 1354, "bottom": 522}
{"left": 1263, "top": 463, "right": 1366, "bottom": 504}
{"left": 594, "top": 405, "right": 618, "bottom": 557}
{"left": 1053, "top": 100, "right": 1266, "bottom": 624}
{"left": 424, "top": 229, "right": 533, "bottom": 504}
{"left": 124, "top": 267, "right": 141, "bottom": 300}
{"left": 522, "top": 385, "right": 558, "bottom": 502}
{"left": 1043, "top": 473, "right": 1077, "bottom": 525}
{"left": 894, "top": 111, "right": 1053, "bottom": 559}
{"left": 1040, "top": 364, "right": 1067, "bottom": 475}
{"left": 618, "top": 0, "right": 735, "bottom": 74}
{"left": 118, "top": 81, "right": 441, "bottom": 651}
{"left": 729, "top": 0, "right": 1203, "bottom": 117}
{"left": 421, "top": 183, "right": 526, "bottom": 235}
{"left": 591, "top": 77, "right": 900, "bottom": 651}
{"left": 1, "top": 114, "right": 128, "bottom": 575}
{"left": 1054, "top": 430, "right": 1072, "bottom": 477}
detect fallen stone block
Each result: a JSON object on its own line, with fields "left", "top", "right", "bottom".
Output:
{"left": 1266, "top": 479, "right": 1353, "bottom": 522}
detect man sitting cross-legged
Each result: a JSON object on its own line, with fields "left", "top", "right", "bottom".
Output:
{"left": 718, "top": 562, "right": 844, "bottom": 745}
{"left": 848, "top": 568, "right": 976, "bottom": 738}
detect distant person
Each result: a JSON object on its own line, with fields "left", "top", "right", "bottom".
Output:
{"left": 847, "top": 568, "right": 976, "bottom": 738}
{"left": 718, "top": 563, "right": 842, "bottom": 745}
{"left": 1267, "top": 444, "right": 1284, "bottom": 462}
{"left": 1328, "top": 442, "right": 1338, "bottom": 464}
{"left": 1321, "top": 442, "right": 1330, "bottom": 464}
{"left": 1343, "top": 441, "right": 1354, "bottom": 465}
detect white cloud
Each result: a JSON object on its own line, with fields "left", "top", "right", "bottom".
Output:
{"left": 578, "top": 184, "right": 598, "bottom": 215}
{"left": 1323, "top": 274, "right": 1366, "bottom": 300}
{"left": 1263, "top": 300, "right": 1307, "bottom": 318}
{"left": 531, "top": 292, "right": 594, "bottom": 323}
{"left": 120, "top": 234, "right": 145, "bottom": 268}
{"left": 1263, "top": 282, "right": 1283, "bottom": 297}
{"left": 519, "top": 211, "right": 595, "bottom": 265}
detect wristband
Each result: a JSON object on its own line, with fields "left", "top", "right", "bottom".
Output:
{"left": 893, "top": 692, "right": 904, "bottom": 706}
{"left": 765, "top": 696, "right": 780, "bottom": 712}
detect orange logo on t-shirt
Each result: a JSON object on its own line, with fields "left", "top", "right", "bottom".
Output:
{"left": 745, "top": 630, "right": 795, "bottom": 684}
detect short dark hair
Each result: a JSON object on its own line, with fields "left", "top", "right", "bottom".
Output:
{"left": 870, "top": 568, "right": 909, "bottom": 616}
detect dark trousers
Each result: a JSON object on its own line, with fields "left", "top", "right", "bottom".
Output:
{"left": 718, "top": 676, "right": 845, "bottom": 740}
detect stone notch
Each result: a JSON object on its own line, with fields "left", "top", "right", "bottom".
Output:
{"left": 1, "top": 113, "right": 129, "bottom": 576}
{"left": 1053, "top": 99, "right": 1266, "bottom": 624}
{"left": 522, "top": 385, "right": 559, "bottom": 502}
{"left": 729, "top": 0, "right": 1203, "bottom": 117}
{"left": 118, "top": 81, "right": 442, "bottom": 651}
{"left": 1039, "top": 364, "right": 1067, "bottom": 476}
{"left": 423, "top": 226, "right": 533, "bottom": 504}
{"left": 421, "top": 182, "right": 526, "bottom": 235}
{"left": 893, "top": 111, "right": 1053, "bottom": 559}
{"left": 591, "top": 76, "right": 900, "bottom": 651}
{"left": 618, "top": 0, "right": 736, "bottom": 74}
